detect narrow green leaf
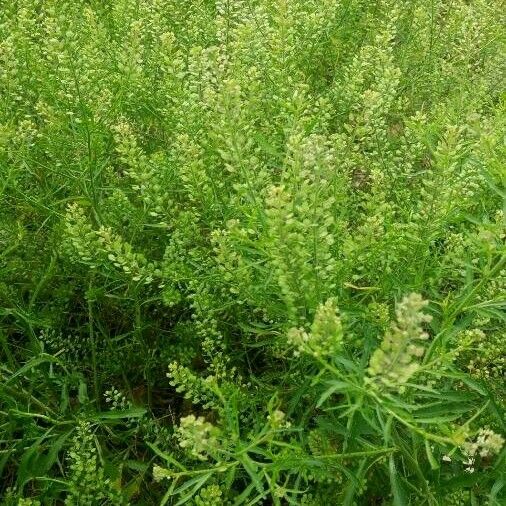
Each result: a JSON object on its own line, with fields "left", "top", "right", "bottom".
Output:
{"left": 389, "top": 455, "right": 407, "bottom": 506}
{"left": 92, "top": 407, "right": 146, "bottom": 420}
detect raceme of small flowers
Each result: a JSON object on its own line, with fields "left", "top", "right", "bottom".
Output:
{"left": 368, "top": 293, "right": 432, "bottom": 389}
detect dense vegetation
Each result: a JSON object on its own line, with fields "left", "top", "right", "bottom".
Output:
{"left": 1, "top": 0, "right": 505, "bottom": 504}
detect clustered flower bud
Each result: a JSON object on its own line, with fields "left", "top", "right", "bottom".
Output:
{"left": 175, "top": 415, "right": 221, "bottom": 461}
{"left": 368, "top": 293, "right": 432, "bottom": 389}
{"left": 288, "top": 298, "right": 343, "bottom": 358}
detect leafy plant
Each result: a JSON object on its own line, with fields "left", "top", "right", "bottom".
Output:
{"left": 0, "top": 0, "right": 504, "bottom": 504}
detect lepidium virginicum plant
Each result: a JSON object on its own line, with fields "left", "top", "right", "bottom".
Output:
{"left": 0, "top": 0, "right": 504, "bottom": 504}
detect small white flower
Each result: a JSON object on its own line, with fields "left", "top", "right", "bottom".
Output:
{"left": 153, "top": 465, "right": 171, "bottom": 482}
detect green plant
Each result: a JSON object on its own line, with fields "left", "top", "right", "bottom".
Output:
{"left": 1, "top": 0, "right": 504, "bottom": 504}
